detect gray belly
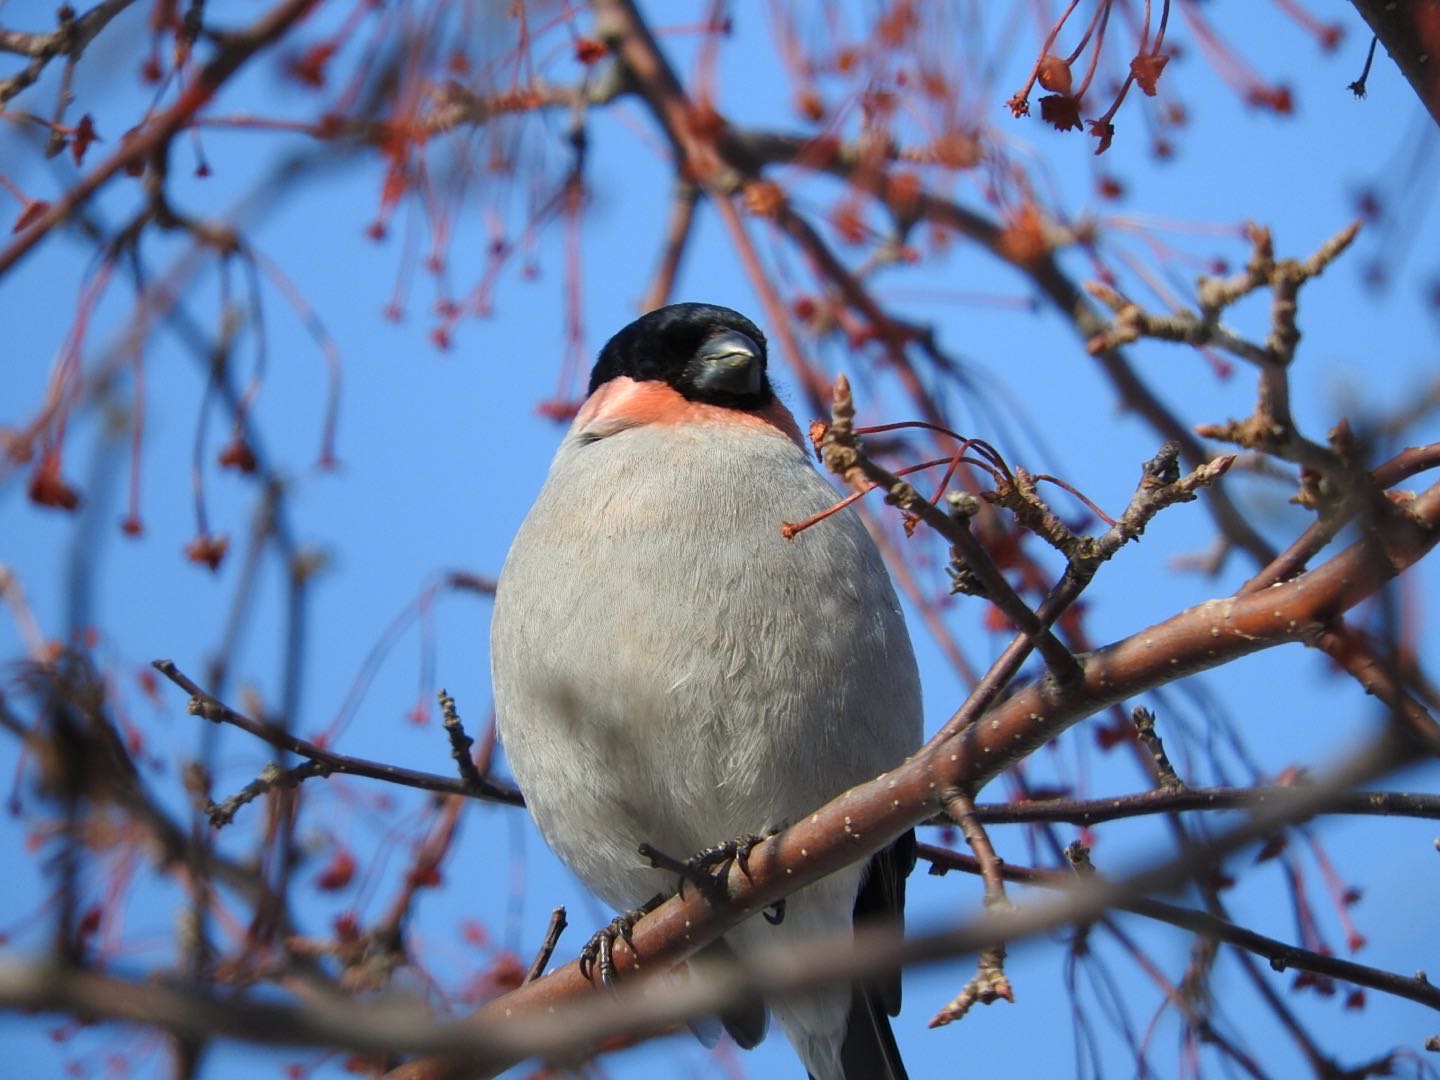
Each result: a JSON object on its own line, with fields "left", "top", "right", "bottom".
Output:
{"left": 490, "top": 425, "right": 921, "bottom": 910}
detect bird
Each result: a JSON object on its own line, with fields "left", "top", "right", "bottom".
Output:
{"left": 490, "top": 302, "right": 923, "bottom": 1079}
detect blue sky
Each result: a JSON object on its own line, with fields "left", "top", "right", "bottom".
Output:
{"left": 3, "top": 2, "right": 1439, "bottom": 1077}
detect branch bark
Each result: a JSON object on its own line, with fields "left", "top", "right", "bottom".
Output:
{"left": 1348, "top": 0, "right": 1440, "bottom": 126}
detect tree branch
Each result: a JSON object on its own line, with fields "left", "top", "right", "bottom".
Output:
{"left": 1347, "top": 0, "right": 1440, "bottom": 126}
{"left": 151, "top": 660, "right": 524, "bottom": 809}
{"left": 388, "top": 476, "right": 1440, "bottom": 1077}
{"left": 0, "top": 0, "right": 320, "bottom": 278}
{"left": 960, "top": 784, "right": 1440, "bottom": 827}
{"left": 919, "top": 843, "right": 1440, "bottom": 1012}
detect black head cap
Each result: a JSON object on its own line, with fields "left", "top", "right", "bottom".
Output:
{"left": 588, "top": 302, "right": 774, "bottom": 410}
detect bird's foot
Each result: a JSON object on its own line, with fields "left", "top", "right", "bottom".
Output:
{"left": 637, "top": 841, "right": 724, "bottom": 902}
{"left": 578, "top": 894, "right": 663, "bottom": 987}
{"left": 688, "top": 831, "right": 770, "bottom": 881}
{"left": 639, "top": 830, "right": 785, "bottom": 921}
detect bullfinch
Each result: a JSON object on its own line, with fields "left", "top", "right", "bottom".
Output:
{"left": 490, "top": 302, "right": 923, "bottom": 1079}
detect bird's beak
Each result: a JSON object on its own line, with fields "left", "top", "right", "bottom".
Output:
{"left": 690, "top": 329, "right": 764, "bottom": 397}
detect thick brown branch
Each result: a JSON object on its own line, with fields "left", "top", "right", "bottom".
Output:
{"left": 387, "top": 734, "right": 1414, "bottom": 1079}
{"left": 1347, "top": 0, "right": 1440, "bottom": 126}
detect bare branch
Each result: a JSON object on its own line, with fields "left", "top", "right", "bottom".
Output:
{"left": 0, "top": 0, "right": 137, "bottom": 104}
{"left": 1347, "top": 1, "right": 1440, "bottom": 125}
{"left": 920, "top": 842, "right": 1440, "bottom": 1012}
{"left": 0, "top": 0, "right": 319, "bottom": 278}
{"left": 931, "top": 793, "right": 1014, "bottom": 1027}
{"left": 524, "top": 908, "right": 569, "bottom": 986}
{"left": 151, "top": 660, "right": 523, "bottom": 809}
{"left": 959, "top": 785, "right": 1440, "bottom": 828}
{"left": 390, "top": 478, "right": 1440, "bottom": 1077}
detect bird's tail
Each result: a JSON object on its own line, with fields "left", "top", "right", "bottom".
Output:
{"left": 814, "top": 831, "right": 914, "bottom": 1080}
{"left": 831, "top": 982, "right": 909, "bottom": 1080}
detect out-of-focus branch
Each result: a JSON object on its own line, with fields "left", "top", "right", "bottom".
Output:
{"left": 590, "top": 0, "right": 734, "bottom": 189}
{"left": 0, "top": 960, "right": 512, "bottom": 1060}
{"left": 0, "top": 0, "right": 137, "bottom": 104}
{"left": 0, "top": 0, "right": 320, "bottom": 278}
{"left": 421, "top": 74, "right": 626, "bottom": 135}
{"left": 1, "top": 656, "right": 337, "bottom": 999}
{"left": 640, "top": 181, "right": 699, "bottom": 312}
{"left": 918, "top": 843, "right": 1440, "bottom": 1012}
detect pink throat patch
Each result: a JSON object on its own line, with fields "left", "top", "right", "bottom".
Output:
{"left": 575, "top": 377, "right": 805, "bottom": 448}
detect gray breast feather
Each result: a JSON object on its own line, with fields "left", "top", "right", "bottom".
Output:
{"left": 491, "top": 422, "right": 922, "bottom": 911}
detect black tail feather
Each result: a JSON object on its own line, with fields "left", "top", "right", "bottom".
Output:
{"left": 826, "top": 830, "right": 915, "bottom": 1079}
{"left": 833, "top": 982, "right": 909, "bottom": 1080}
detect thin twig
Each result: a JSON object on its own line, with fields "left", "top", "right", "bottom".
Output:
{"left": 437, "top": 688, "right": 485, "bottom": 790}
{"left": 821, "top": 373, "right": 1083, "bottom": 684}
{"left": 0, "top": 0, "right": 137, "bottom": 104}
{"left": 949, "top": 784, "right": 1440, "bottom": 827}
{"left": 205, "top": 760, "right": 330, "bottom": 827}
{"left": 1132, "top": 707, "right": 1183, "bottom": 790}
{"left": 151, "top": 660, "right": 523, "bottom": 808}
{"left": 640, "top": 181, "right": 699, "bottom": 311}
{"left": 524, "top": 907, "right": 569, "bottom": 985}
{"left": 931, "top": 793, "right": 1015, "bottom": 1027}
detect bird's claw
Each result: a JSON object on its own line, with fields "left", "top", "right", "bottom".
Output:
{"left": 690, "top": 832, "right": 767, "bottom": 879}
{"left": 578, "top": 896, "right": 662, "bottom": 987}
{"left": 639, "top": 830, "right": 781, "bottom": 907}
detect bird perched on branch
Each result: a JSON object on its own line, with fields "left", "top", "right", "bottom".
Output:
{"left": 491, "top": 302, "right": 923, "bottom": 1079}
